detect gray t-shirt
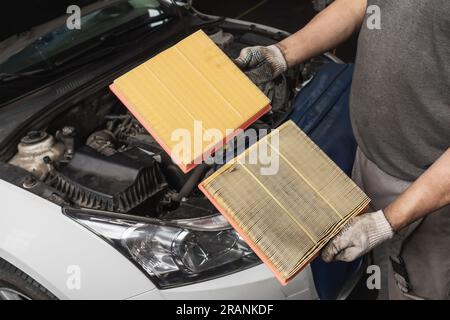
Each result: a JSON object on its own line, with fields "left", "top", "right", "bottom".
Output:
{"left": 350, "top": 0, "right": 450, "bottom": 181}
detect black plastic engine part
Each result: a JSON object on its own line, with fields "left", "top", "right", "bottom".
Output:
{"left": 51, "top": 146, "right": 168, "bottom": 212}
{"left": 124, "top": 134, "right": 191, "bottom": 191}
{"left": 159, "top": 197, "right": 218, "bottom": 220}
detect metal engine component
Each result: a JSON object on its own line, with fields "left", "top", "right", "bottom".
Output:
{"left": 86, "top": 129, "right": 117, "bottom": 156}
{"left": 56, "top": 126, "right": 76, "bottom": 159}
{"left": 105, "top": 114, "right": 192, "bottom": 191}
{"left": 50, "top": 146, "right": 168, "bottom": 213}
{"left": 9, "top": 131, "right": 65, "bottom": 180}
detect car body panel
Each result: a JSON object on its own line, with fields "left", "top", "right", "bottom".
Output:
{"left": 0, "top": 179, "right": 155, "bottom": 299}
{"left": 129, "top": 264, "right": 317, "bottom": 300}
{"left": 0, "top": 178, "right": 318, "bottom": 300}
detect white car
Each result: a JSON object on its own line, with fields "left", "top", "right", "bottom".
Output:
{"left": 0, "top": 0, "right": 364, "bottom": 300}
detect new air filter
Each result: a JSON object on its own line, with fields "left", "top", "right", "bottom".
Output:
{"left": 110, "top": 30, "right": 271, "bottom": 173}
{"left": 199, "top": 120, "right": 370, "bottom": 285}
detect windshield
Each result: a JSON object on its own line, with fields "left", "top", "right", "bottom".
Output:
{"left": 0, "top": 0, "right": 167, "bottom": 74}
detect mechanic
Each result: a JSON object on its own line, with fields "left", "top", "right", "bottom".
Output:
{"left": 235, "top": 0, "right": 449, "bottom": 300}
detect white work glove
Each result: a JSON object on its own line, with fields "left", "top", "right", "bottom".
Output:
{"left": 321, "top": 210, "right": 394, "bottom": 262}
{"left": 234, "top": 45, "right": 288, "bottom": 84}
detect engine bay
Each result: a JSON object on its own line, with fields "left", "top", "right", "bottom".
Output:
{"left": 7, "top": 27, "right": 331, "bottom": 221}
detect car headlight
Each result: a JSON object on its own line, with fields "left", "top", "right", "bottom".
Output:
{"left": 65, "top": 210, "right": 260, "bottom": 288}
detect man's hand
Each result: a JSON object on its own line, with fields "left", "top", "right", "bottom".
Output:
{"left": 321, "top": 210, "right": 394, "bottom": 262}
{"left": 234, "top": 0, "right": 368, "bottom": 81}
{"left": 322, "top": 148, "right": 450, "bottom": 263}
{"left": 234, "top": 45, "right": 287, "bottom": 84}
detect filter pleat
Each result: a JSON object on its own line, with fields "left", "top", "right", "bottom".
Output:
{"left": 200, "top": 120, "right": 370, "bottom": 284}
{"left": 200, "top": 121, "right": 370, "bottom": 284}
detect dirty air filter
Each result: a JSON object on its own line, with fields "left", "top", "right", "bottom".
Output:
{"left": 110, "top": 30, "right": 271, "bottom": 173}
{"left": 199, "top": 120, "right": 370, "bottom": 285}
{"left": 51, "top": 147, "right": 168, "bottom": 213}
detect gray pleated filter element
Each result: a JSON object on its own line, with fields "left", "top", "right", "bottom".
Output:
{"left": 199, "top": 120, "right": 370, "bottom": 285}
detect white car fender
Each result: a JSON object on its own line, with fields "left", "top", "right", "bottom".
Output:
{"left": 0, "top": 179, "right": 157, "bottom": 300}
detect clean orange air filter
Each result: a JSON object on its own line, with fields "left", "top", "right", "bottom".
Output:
{"left": 199, "top": 120, "right": 370, "bottom": 285}
{"left": 110, "top": 30, "right": 271, "bottom": 173}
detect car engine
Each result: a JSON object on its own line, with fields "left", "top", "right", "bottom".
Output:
{"left": 8, "top": 27, "right": 330, "bottom": 219}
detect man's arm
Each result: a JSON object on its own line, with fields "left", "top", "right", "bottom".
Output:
{"left": 235, "top": 0, "right": 367, "bottom": 83}
{"left": 385, "top": 148, "right": 450, "bottom": 230}
{"left": 278, "top": 0, "right": 368, "bottom": 67}
{"left": 322, "top": 148, "right": 450, "bottom": 262}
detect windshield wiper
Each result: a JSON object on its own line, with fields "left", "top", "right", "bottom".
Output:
{"left": 0, "top": 69, "right": 53, "bottom": 82}
{"left": 0, "top": 14, "right": 171, "bottom": 84}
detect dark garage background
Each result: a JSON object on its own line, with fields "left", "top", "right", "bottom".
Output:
{"left": 193, "top": 0, "right": 359, "bottom": 62}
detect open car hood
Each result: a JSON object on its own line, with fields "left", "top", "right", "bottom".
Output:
{"left": 0, "top": 0, "right": 104, "bottom": 41}
{"left": 0, "top": 1, "right": 122, "bottom": 64}
{"left": 0, "top": 0, "right": 183, "bottom": 66}
{"left": 0, "top": 0, "right": 187, "bottom": 41}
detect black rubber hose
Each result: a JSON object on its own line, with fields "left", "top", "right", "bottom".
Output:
{"left": 172, "top": 163, "right": 210, "bottom": 202}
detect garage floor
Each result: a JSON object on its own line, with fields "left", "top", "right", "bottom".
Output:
{"left": 193, "top": 0, "right": 358, "bottom": 62}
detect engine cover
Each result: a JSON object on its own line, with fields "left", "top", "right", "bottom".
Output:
{"left": 51, "top": 147, "right": 167, "bottom": 212}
